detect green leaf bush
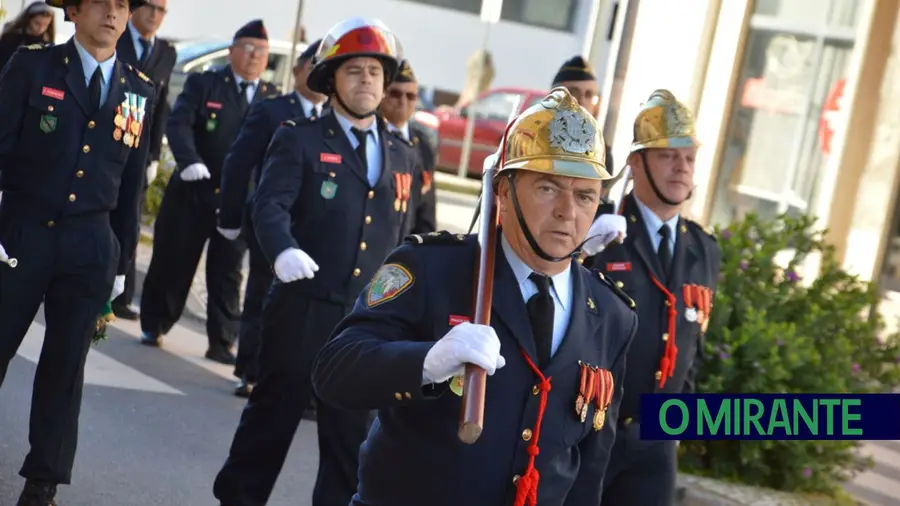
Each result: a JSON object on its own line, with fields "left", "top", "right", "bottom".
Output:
{"left": 679, "top": 213, "right": 900, "bottom": 496}
{"left": 142, "top": 142, "right": 175, "bottom": 224}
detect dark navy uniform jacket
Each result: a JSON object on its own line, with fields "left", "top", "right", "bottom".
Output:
{"left": 115, "top": 32, "right": 176, "bottom": 163}
{"left": 0, "top": 40, "right": 154, "bottom": 275}
{"left": 313, "top": 231, "right": 638, "bottom": 506}
{"left": 166, "top": 66, "right": 278, "bottom": 209}
{"left": 585, "top": 194, "right": 721, "bottom": 421}
{"left": 252, "top": 111, "right": 422, "bottom": 305}
{"left": 218, "top": 92, "right": 311, "bottom": 230}
{"left": 388, "top": 122, "right": 437, "bottom": 234}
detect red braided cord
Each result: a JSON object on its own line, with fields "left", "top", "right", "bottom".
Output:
{"left": 648, "top": 274, "right": 678, "bottom": 388}
{"left": 513, "top": 348, "right": 552, "bottom": 506}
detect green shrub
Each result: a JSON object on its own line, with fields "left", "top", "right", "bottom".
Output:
{"left": 142, "top": 143, "right": 175, "bottom": 225}
{"left": 679, "top": 213, "right": 900, "bottom": 496}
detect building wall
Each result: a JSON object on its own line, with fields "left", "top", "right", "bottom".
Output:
{"left": 33, "top": 0, "right": 618, "bottom": 95}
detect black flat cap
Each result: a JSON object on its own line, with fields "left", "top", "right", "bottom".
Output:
{"left": 552, "top": 55, "right": 596, "bottom": 85}
{"left": 394, "top": 59, "right": 416, "bottom": 83}
{"left": 234, "top": 19, "right": 268, "bottom": 41}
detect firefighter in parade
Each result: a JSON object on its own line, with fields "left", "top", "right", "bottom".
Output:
{"left": 583, "top": 89, "right": 722, "bottom": 505}
{"left": 217, "top": 39, "right": 327, "bottom": 397}
{"left": 138, "top": 19, "right": 279, "bottom": 364}
{"left": 111, "top": 0, "right": 176, "bottom": 320}
{"left": 552, "top": 55, "right": 613, "bottom": 172}
{"left": 213, "top": 17, "right": 424, "bottom": 506}
{"left": 380, "top": 58, "right": 437, "bottom": 234}
{"left": 312, "top": 87, "right": 636, "bottom": 506}
{"left": 0, "top": 0, "right": 153, "bottom": 503}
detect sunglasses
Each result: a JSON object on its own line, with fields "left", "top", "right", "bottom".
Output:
{"left": 388, "top": 89, "right": 417, "bottom": 102}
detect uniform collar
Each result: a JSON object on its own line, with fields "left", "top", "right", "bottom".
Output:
{"left": 295, "top": 92, "right": 325, "bottom": 118}
{"left": 73, "top": 37, "right": 115, "bottom": 87}
{"left": 333, "top": 109, "right": 380, "bottom": 145}
{"left": 387, "top": 122, "right": 410, "bottom": 141}
{"left": 634, "top": 193, "right": 679, "bottom": 245}
{"left": 500, "top": 233, "right": 571, "bottom": 311}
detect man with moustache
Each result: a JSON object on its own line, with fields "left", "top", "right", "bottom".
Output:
{"left": 311, "top": 87, "right": 636, "bottom": 506}
{"left": 0, "top": 0, "right": 153, "bottom": 503}
{"left": 380, "top": 58, "right": 436, "bottom": 234}
{"left": 584, "top": 90, "right": 722, "bottom": 506}
{"left": 217, "top": 39, "right": 327, "bottom": 397}
{"left": 213, "top": 17, "right": 422, "bottom": 506}
{"left": 138, "top": 20, "right": 279, "bottom": 364}
{"left": 111, "top": 0, "right": 176, "bottom": 320}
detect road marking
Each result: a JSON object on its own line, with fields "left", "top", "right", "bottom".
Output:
{"left": 847, "top": 442, "right": 900, "bottom": 505}
{"left": 110, "top": 318, "right": 235, "bottom": 383}
{"left": 16, "top": 320, "right": 184, "bottom": 395}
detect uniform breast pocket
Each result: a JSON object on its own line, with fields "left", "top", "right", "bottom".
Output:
{"left": 605, "top": 270, "right": 647, "bottom": 301}
{"left": 26, "top": 93, "right": 71, "bottom": 141}
{"left": 311, "top": 161, "right": 342, "bottom": 210}
{"left": 200, "top": 101, "right": 225, "bottom": 133}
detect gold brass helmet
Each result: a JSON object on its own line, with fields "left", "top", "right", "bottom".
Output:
{"left": 631, "top": 89, "right": 700, "bottom": 152}
{"left": 492, "top": 87, "right": 611, "bottom": 189}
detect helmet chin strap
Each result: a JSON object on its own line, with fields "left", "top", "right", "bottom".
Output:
{"left": 334, "top": 89, "right": 377, "bottom": 119}
{"left": 505, "top": 172, "right": 596, "bottom": 263}
{"left": 640, "top": 151, "right": 693, "bottom": 207}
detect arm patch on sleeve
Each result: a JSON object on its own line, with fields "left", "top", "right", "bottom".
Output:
{"left": 366, "top": 263, "right": 415, "bottom": 307}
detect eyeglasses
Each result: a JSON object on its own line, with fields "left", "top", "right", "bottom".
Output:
{"left": 238, "top": 43, "right": 268, "bottom": 55}
{"left": 388, "top": 89, "right": 417, "bottom": 102}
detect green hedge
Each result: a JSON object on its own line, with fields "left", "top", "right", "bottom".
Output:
{"left": 679, "top": 213, "right": 900, "bottom": 496}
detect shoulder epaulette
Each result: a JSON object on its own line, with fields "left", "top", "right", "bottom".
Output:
{"left": 24, "top": 43, "right": 46, "bottom": 51}
{"left": 387, "top": 130, "right": 414, "bottom": 147}
{"left": 124, "top": 63, "right": 152, "bottom": 83}
{"left": 595, "top": 271, "right": 636, "bottom": 310}
{"left": 281, "top": 115, "right": 316, "bottom": 127}
{"left": 281, "top": 119, "right": 296, "bottom": 127}
{"left": 404, "top": 230, "right": 469, "bottom": 245}
{"left": 684, "top": 219, "right": 718, "bottom": 242}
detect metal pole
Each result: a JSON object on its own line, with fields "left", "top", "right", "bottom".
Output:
{"left": 457, "top": 22, "right": 492, "bottom": 178}
{"left": 283, "top": 0, "right": 304, "bottom": 93}
{"left": 581, "top": 0, "right": 604, "bottom": 60}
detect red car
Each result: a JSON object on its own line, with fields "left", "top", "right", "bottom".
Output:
{"left": 424, "top": 87, "right": 547, "bottom": 178}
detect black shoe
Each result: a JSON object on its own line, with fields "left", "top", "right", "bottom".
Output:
{"left": 17, "top": 480, "right": 57, "bottom": 506}
{"left": 139, "top": 332, "right": 161, "bottom": 347}
{"left": 205, "top": 347, "right": 236, "bottom": 365}
{"left": 234, "top": 379, "right": 254, "bottom": 398}
{"left": 112, "top": 304, "right": 139, "bottom": 320}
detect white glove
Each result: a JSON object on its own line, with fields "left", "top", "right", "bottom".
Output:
{"left": 111, "top": 275, "right": 126, "bottom": 300}
{"left": 582, "top": 214, "right": 628, "bottom": 256}
{"left": 217, "top": 227, "right": 241, "bottom": 241}
{"left": 146, "top": 161, "right": 159, "bottom": 183}
{"left": 0, "top": 241, "right": 8, "bottom": 263}
{"left": 179, "top": 163, "right": 211, "bottom": 181}
{"left": 273, "top": 248, "right": 319, "bottom": 283}
{"left": 422, "top": 322, "right": 507, "bottom": 385}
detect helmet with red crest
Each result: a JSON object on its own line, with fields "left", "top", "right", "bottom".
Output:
{"left": 307, "top": 17, "right": 401, "bottom": 95}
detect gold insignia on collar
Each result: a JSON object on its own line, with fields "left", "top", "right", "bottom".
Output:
{"left": 587, "top": 298, "right": 596, "bottom": 310}
{"left": 680, "top": 224, "right": 687, "bottom": 233}
{"left": 64, "top": 56, "right": 69, "bottom": 64}
{"left": 629, "top": 214, "right": 637, "bottom": 223}
{"left": 120, "top": 77, "right": 126, "bottom": 84}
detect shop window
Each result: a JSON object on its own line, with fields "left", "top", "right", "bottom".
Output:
{"left": 709, "top": 0, "right": 860, "bottom": 227}
{"left": 399, "top": 0, "right": 576, "bottom": 31}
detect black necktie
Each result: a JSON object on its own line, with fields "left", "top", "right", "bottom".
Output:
{"left": 138, "top": 38, "right": 152, "bottom": 65}
{"left": 238, "top": 81, "right": 251, "bottom": 106}
{"left": 351, "top": 127, "right": 369, "bottom": 169}
{"left": 526, "top": 272, "right": 554, "bottom": 368}
{"left": 657, "top": 224, "right": 672, "bottom": 280}
{"left": 88, "top": 66, "right": 103, "bottom": 113}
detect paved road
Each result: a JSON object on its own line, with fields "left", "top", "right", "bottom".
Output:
{"left": 848, "top": 441, "right": 900, "bottom": 505}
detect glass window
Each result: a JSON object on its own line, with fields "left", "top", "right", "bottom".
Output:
{"left": 709, "top": 0, "right": 860, "bottom": 228}
{"left": 396, "top": 0, "right": 481, "bottom": 15}
{"left": 469, "top": 92, "right": 521, "bottom": 122}
{"left": 501, "top": 0, "right": 576, "bottom": 31}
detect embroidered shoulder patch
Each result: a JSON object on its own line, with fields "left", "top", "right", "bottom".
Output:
{"left": 404, "top": 230, "right": 468, "bottom": 246}
{"left": 367, "top": 263, "right": 415, "bottom": 307}
{"left": 596, "top": 271, "right": 636, "bottom": 310}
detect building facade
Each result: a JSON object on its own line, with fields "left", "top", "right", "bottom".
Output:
{"left": 604, "top": 0, "right": 900, "bottom": 296}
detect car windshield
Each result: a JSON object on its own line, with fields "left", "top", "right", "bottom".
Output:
{"left": 175, "top": 40, "right": 230, "bottom": 64}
